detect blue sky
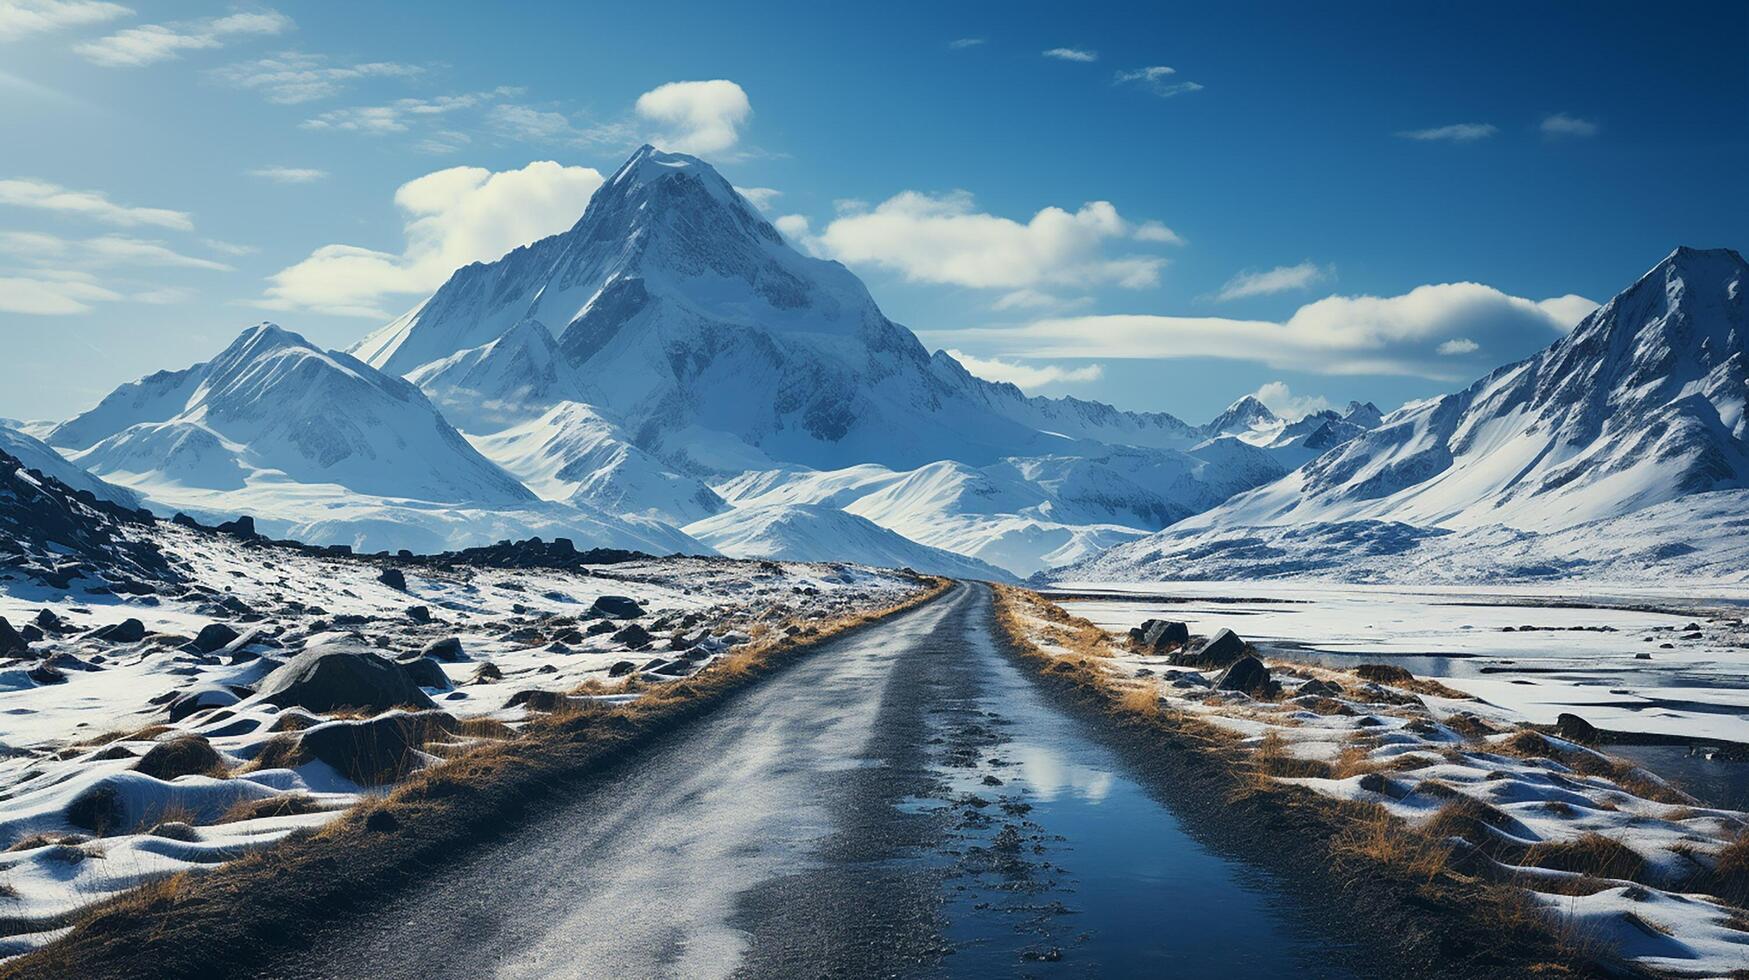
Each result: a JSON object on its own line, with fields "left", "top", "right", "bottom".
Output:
{"left": 2, "top": 0, "right": 1744, "bottom": 424}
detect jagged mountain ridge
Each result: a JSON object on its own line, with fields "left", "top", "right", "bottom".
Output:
{"left": 1065, "top": 247, "right": 1749, "bottom": 583}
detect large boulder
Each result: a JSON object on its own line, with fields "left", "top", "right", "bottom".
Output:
{"left": 90, "top": 618, "right": 146, "bottom": 644}
{"left": 1171, "top": 628, "right": 1247, "bottom": 667}
{"left": 400, "top": 657, "right": 453, "bottom": 691}
{"left": 296, "top": 711, "right": 459, "bottom": 785}
{"left": 377, "top": 568, "right": 408, "bottom": 591}
{"left": 256, "top": 641, "right": 437, "bottom": 713}
{"left": 1216, "top": 655, "right": 1274, "bottom": 696}
{"left": 166, "top": 685, "right": 241, "bottom": 722}
{"left": 589, "top": 595, "right": 645, "bottom": 619}
{"left": 133, "top": 735, "right": 226, "bottom": 780}
{"left": 191, "top": 623, "right": 240, "bottom": 654}
{"left": 1128, "top": 619, "right": 1189, "bottom": 654}
{"left": 0, "top": 616, "right": 27, "bottom": 657}
{"left": 418, "top": 636, "right": 468, "bottom": 662}
{"left": 612, "top": 623, "right": 653, "bottom": 649}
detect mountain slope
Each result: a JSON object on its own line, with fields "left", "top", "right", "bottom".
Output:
{"left": 1068, "top": 247, "right": 1749, "bottom": 583}
{"left": 1172, "top": 247, "right": 1747, "bottom": 534}
{"left": 0, "top": 422, "right": 140, "bottom": 509}
{"left": 683, "top": 503, "right": 1011, "bottom": 581}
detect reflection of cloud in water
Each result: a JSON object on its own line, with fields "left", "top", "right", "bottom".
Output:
{"left": 1008, "top": 744, "right": 1115, "bottom": 803}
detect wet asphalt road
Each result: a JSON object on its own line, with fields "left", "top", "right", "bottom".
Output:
{"left": 271, "top": 584, "right": 1352, "bottom": 979}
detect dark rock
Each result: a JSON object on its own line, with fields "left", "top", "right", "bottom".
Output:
{"left": 419, "top": 636, "right": 468, "bottom": 662}
{"left": 26, "top": 663, "right": 66, "bottom": 685}
{"left": 406, "top": 605, "right": 431, "bottom": 624}
{"left": 1129, "top": 619, "right": 1189, "bottom": 653}
{"left": 1171, "top": 628, "right": 1246, "bottom": 667}
{"left": 378, "top": 568, "right": 408, "bottom": 591}
{"left": 585, "top": 620, "right": 616, "bottom": 636}
{"left": 191, "top": 623, "right": 240, "bottom": 654}
{"left": 0, "top": 616, "right": 28, "bottom": 656}
{"left": 589, "top": 595, "right": 645, "bottom": 619}
{"left": 134, "top": 736, "right": 225, "bottom": 780}
{"left": 1353, "top": 663, "right": 1414, "bottom": 684}
{"left": 18, "top": 623, "right": 43, "bottom": 644}
{"left": 215, "top": 515, "right": 257, "bottom": 539}
{"left": 1215, "top": 655, "right": 1273, "bottom": 695}
{"left": 1296, "top": 679, "right": 1342, "bottom": 698}
{"left": 505, "top": 689, "right": 568, "bottom": 712}
{"left": 255, "top": 642, "right": 437, "bottom": 713}
{"left": 90, "top": 618, "right": 146, "bottom": 644}
{"left": 34, "top": 609, "right": 63, "bottom": 631}
{"left": 166, "top": 686, "right": 240, "bottom": 722}
{"left": 399, "top": 657, "right": 452, "bottom": 691}
{"left": 607, "top": 660, "right": 636, "bottom": 678}
{"left": 1556, "top": 713, "right": 1601, "bottom": 744}
{"left": 298, "top": 711, "right": 458, "bottom": 784}
{"left": 471, "top": 662, "right": 503, "bottom": 683}
{"left": 365, "top": 809, "right": 400, "bottom": 833}
{"left": 612, "top": 623, "right": 653, "bottom": 649}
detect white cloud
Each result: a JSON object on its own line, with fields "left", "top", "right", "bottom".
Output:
{"left": 248, "top": 165, "right": 327, "bottom": 183}
{"left": 948, "top": 37, "right": 985, "bottom": 49}
{"left": 0, "top": 273, "right": 120, "bottom": 314}
{"left": 773, "top": 213, "right": 811, "bottom": 242}
{"left": 634, "top": 80, "right": 751, "bottom": 156}
{"left": 81, "top": 234, "right": 231, "bottom": 270}
{"left": 0, "top": 177, "right": 191, "bottom": 229}
{"left": 1114, "top": 65, "right": 1203, "bottom": 98}
{"left": 1436, "top": 337, "right": 1479, "bottom": 355}
{"left": 203, "top": 238, "right": 258, "bottom": 256}
{"left": 1214, "top": 261, "right": 1332, "bottom": 302}
{"left": 132, "top": 285, "right": 195, "bottom": 304}
{"left": 734, "top": 186, "right": 781, "bottom": 212}
{"left": 0, "top": 230, "right": 233, "bottom": 270}
{"left": 212, "top": 51, "right": 421, "bottom": 104}
{"left": 1537, "top": 294, "right": 1600, "bottom": 328}
{"left": 1250, "top": 381, "right": 1333, "bottom": 419}
{"left": 1132, "top": 220, "right": 1183, "bottom": 245}
{"left": 489, "top": 104, "right": 578, "bottom": 142}
{"left": 74, "top": 8, "right": 291, "bottom": 67}
{"left": 1043, "top": 47, "right": 1098, "bottom": 62}
{"left": 260, "top": 160, "right": 605, "bottom": 318}
{"left": 301, "top": 88, "right": 517, "bottom": 134}
{"left": 1397, "top": 123, "right": 1498, "bottom": 142}
{"left": 926, "top": 282, "right": 1598, "bottom": 380}
{"left": 946, "top": 349, "right": 1103, "bottom": 390}
{"left": 800, "top": 190, "right": 1167, "bottom": 291}
{"left": 1540, "top": 113, "right": 1598, "bottom": 138}
{"left": 0, "top": 0, "right": 130, "bottom": 42}
{"left": 991, "top": 289, "right": 1092, "bottom": 312}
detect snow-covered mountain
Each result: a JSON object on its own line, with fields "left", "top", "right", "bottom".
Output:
{"left": 0, "top": 422, "right": 140, "bottom": 509}
{"left": 683, "top": 503, "right": 1012, "bottom": 581}
{"left": 45, "top": 324, "right": 704, "bottom": 556}
{"left": 1067, "top": 247, "right": 1749, "bottom": 583}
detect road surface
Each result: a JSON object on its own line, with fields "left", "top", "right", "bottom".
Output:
{"left": 275, "top": 583, "right": 1354, "bottom": 978}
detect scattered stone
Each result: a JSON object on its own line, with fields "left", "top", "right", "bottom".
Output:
{"left": 471, "top": 662, "right": 503, "bottom": 683}
{"left": 1171, "top": 627, "right": 1246, "bottom": 667}
{"left": 166, "top": 686, "right": 240, "bottom": 722}
{"left": 406, "top": 605, "right": 432, "bottom": 624}
{"left": 26, "top": 664, "right": 65, "bottom": 685}
{"left": 505, "top": 689, "right": 568, "bottom": 711}
{"left": 255, "top": 641, "right": 437, "bottom": 713}
{"left": 399, "top": 657, "right": 452, "bottom": 691}
{"left": 585, "top": 620, "right": 616, "bottom": 636}
{"left": 133, "top": 736, "right": 225, "bottom": 780}
{"left": 0, "top": 617, "right": 28, "bottom": 656}
{"left": 1215, "top": 655, "right": 1273, "bottom": 695}
{"left": 299, "top": 711, "right": 459, "bottom": 784}
{"left": 191, "top": 623, "right": 240, "bottom": 654}
{"left": 1556, "top": 713, "right": 1601, "bottom": 744}
{"left": 612, "top": 623, "right": 653, "bottom": 649}
{"left": 89, "top": 618, "right": 146, "bottom": 644}
{"left": 1128, "top": 619, "right": 1189, "bottom": 653}
{"left": 377, "top": 568, "right": 408, "bottom": 591}
{"left": 419, "top": 636, "right": 468, "bottom": 662}
{"left": 214, "top": 515, "right": 257, "bottom": 539}
{"left": 365, "top": 809, "right": 400, "bottom": 833}
{"left": 607, "top": 660, "right": 636, "bottom": 678}
{"left": 589, "top": 595, "right": 645, "bottom": 619}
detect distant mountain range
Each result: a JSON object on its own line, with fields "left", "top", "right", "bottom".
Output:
{"left": 18, "top": 144, "right": 1743, "bottom": 583}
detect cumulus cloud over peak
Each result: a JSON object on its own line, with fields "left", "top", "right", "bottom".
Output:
{"left": 793, "top": 190, "right": 1170, "bottom": 292}
{"left": 634, "top": 79, "right": 752, "bottom": 155}
{"left": 260, "top": 160, "right": 604, "bottom": 318}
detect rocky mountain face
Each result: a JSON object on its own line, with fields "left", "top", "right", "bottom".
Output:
{"left": 1064, "top": 247, "right": 1749, "bottom": 583}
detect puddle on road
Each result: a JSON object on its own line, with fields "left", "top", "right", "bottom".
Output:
{"left": 902, "top": 624, "right": 1354, "bottom": 977}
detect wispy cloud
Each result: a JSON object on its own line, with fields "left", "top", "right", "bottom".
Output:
{"left": 247, "top": 166, "right": 327, "bottom": 183}
{"left": 1114, "top": 65, "right": 1203, "bottom": 98}
{"left": 0, "top": 0, "right": 131, "bottom": 42}
{"left": 0, "top": 273, "right": 121, "bottom": 315}
{"left": 1213, "top": 261, "right": 1332, "bottom": 302}
{"left": 946, "top": 350, "right": 1103, "bottom": 390}
{"left": 0, "top": 177, "right": 192, "bottom": 229}
{"left": 1540, "top": 112, "right": 1598, "bottom": 138}
{"left": 74, "top": 9, "right": 292, "bottom": 67}
{"left": 734, "top": 186, "right": 781, "bottom": 212}
{"left": 212, "top": 51, "right": 422, "bottom": 104}
{"left": 1396, "top": 122, "right": 1498, "bottom": 142}
{"left": 301, "top": 87, "right": 520, "bottom": 134}
{"left": 1249, "top": 381, "right": 1332, "bottom": 419}
{"left": 948, "top": 37, "right": 985, "bottom": 49}
{"left": 927, "top": 284, "right": 1598, "bottom": 381}
{"left": 1043, "top": 47, "right": 1097, "bottom": 62}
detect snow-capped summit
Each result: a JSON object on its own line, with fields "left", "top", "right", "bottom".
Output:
{"left": 1161, "top": 246, "right": 1749, "bottom": 535}
{"left": 51, "top": 322, "right": 534, "bottom": 506}
{"left": 1343, "top": 401, "right": 1385, "bottom": 428}
{"left": 1202, "top": 395, "right": 1279, "bottom": 437}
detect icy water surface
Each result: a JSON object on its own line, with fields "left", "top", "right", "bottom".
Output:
{"left": 909, "top": 600, "right": 1354, "bottom": 977}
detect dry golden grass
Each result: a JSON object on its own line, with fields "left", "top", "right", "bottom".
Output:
{"left": 1331, "top": 804, "right": 1457, "bottom": 884}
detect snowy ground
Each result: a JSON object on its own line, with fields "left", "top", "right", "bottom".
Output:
{"left": 0, "top": 523, "right": 923, "bottom": 961}
{"left": 1002, "top": 587, "right": 1749, "bottom": 978}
